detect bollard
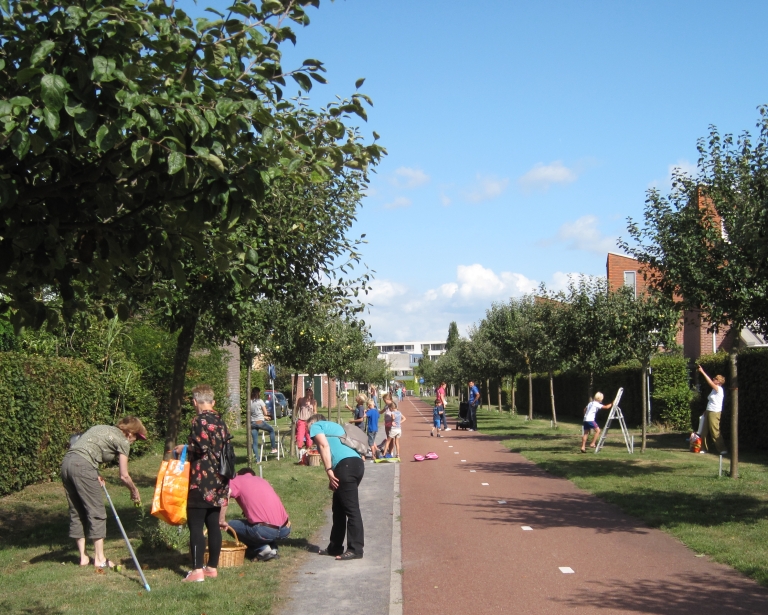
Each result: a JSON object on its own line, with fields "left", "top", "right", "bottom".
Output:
{"left": 719, "top": 454, "right": 723, "bottom": 477}
{"left": 259, "top": 464, "right": 263, "bottom": 479}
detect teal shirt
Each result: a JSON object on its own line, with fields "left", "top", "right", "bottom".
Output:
{"left": 309, "top": 421, "right": 360, "bottom": 469}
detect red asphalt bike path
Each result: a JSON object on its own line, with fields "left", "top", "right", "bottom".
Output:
{"left": 398, "top": 397, "right": 768, "bottom": 615}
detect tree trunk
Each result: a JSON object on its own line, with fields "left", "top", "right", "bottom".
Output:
{"left": 641, "top": 361, "right": 648, "bottom": 453}
{"left": 497, "top": 381, "right": 502, "bottom": 413}
{"left": 163, "top": 310, "right": 199, "bottom": 460}
{"left": 290, "top": 373, "right": 298, "bottom": 458}
{"left": 528, "top": 369, "right": 533, "bottom": 421}
{"left": 486, "top": 378, "right": 491, "bottom": 411}
{"left": 548, "top": 370, "right": 557, "bottom": 428}
{"left": 245, "top": 353, "right": 253, "bottom": 468}
{"left": 730, "top": 349, "right": 739, "bottom": 479}
{"left": 511, "top": 377, "right": 516, "bottom": 415}
{"left": 336, "top": 377, "right": 342, "bottom": 424}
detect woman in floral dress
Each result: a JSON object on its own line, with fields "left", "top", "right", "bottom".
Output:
{"left": 174, "top": 384, "right": 231, "bottom": 582}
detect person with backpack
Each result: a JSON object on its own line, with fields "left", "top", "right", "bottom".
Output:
{"left": 308, "top": 413, "right": 365, "bottom": 560}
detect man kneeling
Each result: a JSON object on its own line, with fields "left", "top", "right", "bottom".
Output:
{"left": 220, "top": 468, "right": 291, "bottom": 561}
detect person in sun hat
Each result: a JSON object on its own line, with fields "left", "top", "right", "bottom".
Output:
{"left": 61, "top": 416, "right": 147, "bottom": 569}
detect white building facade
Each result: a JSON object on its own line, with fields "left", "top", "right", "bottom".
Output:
{"left": 375, "top": 341, "right": 448, "bottom": 381}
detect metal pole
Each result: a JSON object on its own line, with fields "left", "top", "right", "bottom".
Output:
{"left": 102, "top": 484, "right": 150, "bottom": 591}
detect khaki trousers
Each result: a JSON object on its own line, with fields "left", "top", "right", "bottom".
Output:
{"left": 700, "top": 411, "right": 727, "bottom": 454}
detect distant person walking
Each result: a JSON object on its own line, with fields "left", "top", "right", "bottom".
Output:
{"left": 468, "top": 380, "right": 481, "bottom": 431}
{"left": 581, "top": 392, "right": 612, "bottom": 453}
{"left": 698, "top": 366, "right": 727, "bottom": 455}
{"left": 295, "top": 387, "right": 317, "bottom": 451}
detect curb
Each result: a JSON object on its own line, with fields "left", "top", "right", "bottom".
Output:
{"left": 389, "top": 462, "right": 403, "bottom": 615}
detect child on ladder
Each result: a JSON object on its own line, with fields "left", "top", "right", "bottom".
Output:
{"left": 581, "top": 392, "right": 612, "bottom": 453}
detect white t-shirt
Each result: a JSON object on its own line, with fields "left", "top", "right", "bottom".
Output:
{"left": 706, "top": 386, "right": 724, "bottom": 413}
{"left": 250, "top": 399, "right": 267, "bottom": 423}
{"left": 584, "top": 401, "right": 604, "bottom": 423}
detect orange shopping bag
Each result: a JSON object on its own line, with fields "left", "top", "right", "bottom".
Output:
{"left": 151, "top": 445, "right": 190, "bottom": 525}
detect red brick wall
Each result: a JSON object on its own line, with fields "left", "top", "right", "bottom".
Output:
{"left": 606, "top": 252, "right": 653, "bottom": 295}
{"left": 296, "top": 375, "right": 338, "bottom": 410}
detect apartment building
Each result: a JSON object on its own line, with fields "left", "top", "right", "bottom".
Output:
{"left": 375, "top": 340, "right": 448, "bottom": 380}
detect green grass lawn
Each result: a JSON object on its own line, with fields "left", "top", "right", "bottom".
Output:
{"left": 470, "top": 406, "right": 768, "bottom": 587}
{"left": 0, "top": 421, "right": 330, "bottom": 615}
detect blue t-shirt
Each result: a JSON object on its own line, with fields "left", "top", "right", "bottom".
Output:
{"left": 469, "top": 385, "right": 480, "bottom": 407}
{"left": 365, "top": 408, "right": 380, "bottom": 433}
{"left": 309, "top": 421, "right": 360, "bottom": 469}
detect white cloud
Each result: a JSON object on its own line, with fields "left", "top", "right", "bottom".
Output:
{"left": 543, "top": 215, "right": 617, "bottom": 254}
{"left": 365, "top": 266, "right": 581, "bottom": 342}
{"left": 440, "top": 193, "right": 451, "bottom": 206}
{"left": 518, "top": 160, "right": 579, "bottom": 192}
{"left": 391, "top": 167, "right": 430, "bottom": 189}
{"left": 383, "top": 196, "right": 412, "bottom": 209}
{"left": 364, "top": 279, "right": 408, "bottom": 306}
{"left": 465, "top": 174, "right": 509, "bottom": 203}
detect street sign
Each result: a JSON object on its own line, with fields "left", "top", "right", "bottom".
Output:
{"left": 419, "top": 378, "right": 424, "bottom": 384}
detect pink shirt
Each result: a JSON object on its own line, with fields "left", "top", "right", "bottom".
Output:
{"left": 228, "top": 474, "right": 288, "bottom": 526}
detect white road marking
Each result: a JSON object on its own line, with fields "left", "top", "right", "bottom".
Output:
{"left": 521, "top": 526, "right": 533, "bottom": 531}
{"left": 559, "top": 567, "right": 575, "bottom": 574}
{"left": 481, "top": 483, "right": 489, "bottom": 486}
{"left": 498, "top": 500, "right": 507, "bottom": 504}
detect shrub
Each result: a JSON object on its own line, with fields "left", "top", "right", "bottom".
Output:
{"left": 650, "top": 354, "right": 694, "bottom": 430}
{"left": 0, "top": 352, "right": 111, "bottom": 495}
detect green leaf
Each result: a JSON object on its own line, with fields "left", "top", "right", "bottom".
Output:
{"left": 74, "top": 110, "right": 96, "bottom": 137}
{"left": 40, "top": 74, "right": 70, "bottom": 111}
{"left": 9, "top": 96, "right": 33, "bottom": 107}
{"left": 30, "top": 40, "right": 56, "bottom": 67}
{"left": 292, "top": 72, "right": 312, "bottom": 92}
{"left": 43, "top": 108, "right": 59, "bottom": 132}
{"left": 167, "top": 151, "right": 186, "bottom": 175}
{"left": 204, "top": 109, "right": 217, "bottom": 129}
{"left": 355, "top": 77, "right": 365, "bottom": 89}
{"left": 10, "top": 130, "right": 31, "bottom": 160}
{"left": 131, "top": 140, "right": 152, "bottom": 165}
{"left": 262, "top": 0, "right": 284, "bottom": 14}
{"left": 95, "top": 125, "right": 119, "bottom": 152}
{"left": 206, "top": 154, "right": 225, "bottom": 173}
{"left": 16, "top": 67, "right": 43, "bottom": 85}
{"left": 91, "top": 56, "right": 116, "bottom": 81}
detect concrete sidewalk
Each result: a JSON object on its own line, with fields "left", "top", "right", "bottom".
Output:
{"left": 280, "top": 441, "right": 402, "bottom": 615}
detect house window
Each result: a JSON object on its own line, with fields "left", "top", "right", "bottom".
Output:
{"left": 623, "top": 271, "right": 636, "bottom": 297}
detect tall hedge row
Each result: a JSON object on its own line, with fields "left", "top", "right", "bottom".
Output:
{"left": 0, "top": 352, "right": 111, "bottom": 495}
{"left": 511, "top": 355, "right": 691, "bottom": 429}
{"left": 692, "top": 349, "right": 768, "bottom": 452}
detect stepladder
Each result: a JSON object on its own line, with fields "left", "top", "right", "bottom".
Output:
{"left": 594, "top": 387, "right": 634, "bottom": 454}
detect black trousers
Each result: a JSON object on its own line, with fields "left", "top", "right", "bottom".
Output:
{"left": 328, "top": 456, "right": 365, "bottom": 555}
{"left": 188, "top": 507, "right": 222, "bottom": 569}
{"left": 469, "top": 403, "right": 478, "bottom": 430}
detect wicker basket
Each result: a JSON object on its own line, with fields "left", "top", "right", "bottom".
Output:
{"left": 307, "top": 452, "right": 321, "bottom": 466}
{"left": 204, "top": 525, "right": 246, "bottom": 568}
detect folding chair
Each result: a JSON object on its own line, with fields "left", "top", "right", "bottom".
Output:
{"left": 258, "top": 427, "right": 284, "bottom": 462}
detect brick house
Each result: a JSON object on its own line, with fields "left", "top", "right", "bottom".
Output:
{"left": 606, "top": 251, "right": 758, "bottom": 360}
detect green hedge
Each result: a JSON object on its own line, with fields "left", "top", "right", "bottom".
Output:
{"left": 692, "top": 349, "right": 768, "bottom": 452}
{"left": 0, "top": 352, "right": 111, "bottom": 495}
{"left": 512, "top": 355, "right": 691, "bottom": 428}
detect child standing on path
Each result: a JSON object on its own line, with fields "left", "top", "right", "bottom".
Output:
{"left": 388, "top": 401, "right": 406, "bottom": 459}
{"left": 382, "top": 403, "right": 394, "bottom": 458}
{"left": 581, "top": 392, "right": 612, "bottom": 453}
{"left": 364, "top": 399, "right": 380, "bottom": 460}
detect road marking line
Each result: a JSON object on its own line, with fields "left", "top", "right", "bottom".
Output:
{"left": 559, "top": 567, "right": 575, "bottom": 574}
{"left": 470, "top": 470, "right": 476, "bottom": 473}
{"left": 481, "top": 482, "right": 489, "bottom": 486}
{"left": 454, "top": 452, "right": 459, "bottom": 454}
{"left": 521, "top": 526, "right": 533, "bottom": 531}
{"left": 498, "top": 500, "right": 507, "bottom": 504}
{"left": 461, "top": 460, "right": 466, "bottom": 462}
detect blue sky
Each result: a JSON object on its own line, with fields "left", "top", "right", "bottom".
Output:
{"left": 189, "top": 0, "right": 768, "bottom": 343}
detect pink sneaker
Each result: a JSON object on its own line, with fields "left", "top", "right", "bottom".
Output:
{"left": 203, "top": 566, "right": 217, "bottom": 578}
{"left": 183, "top": 569, "right": 205, "bottom": 582}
